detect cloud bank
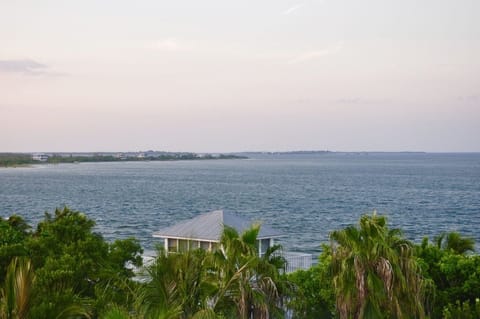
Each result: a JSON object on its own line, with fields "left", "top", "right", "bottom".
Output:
{"left": 0, "top": 59, "right": 48, "bottom": 74}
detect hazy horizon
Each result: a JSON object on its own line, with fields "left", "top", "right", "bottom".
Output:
{"left": 1, "top": 1, "right": 479, "bottom": 153}
{"left": 2, "top": 149, "right": 480, "bottom": 155}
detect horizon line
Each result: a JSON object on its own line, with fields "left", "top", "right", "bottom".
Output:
{"left": 2, "top": 150, "right": 480, "bottom": 154}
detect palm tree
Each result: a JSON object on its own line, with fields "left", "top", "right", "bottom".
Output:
{"left": 136, "top": 249, "right": 183, "bottom": 319}
{"left": 209, "top": 225, "right": 286, "bottom": 319}
{"left": 0, "top": 258, "right": 91, "bottom": 319}
{"left": 0, "top": 258, "right": 35, "bottom": 319}
{"left": 137, "top": 247, "right": 213, "bottom": 319}
{"left": 330, "top": 212, "right": 425, "bottom": 319}
{"left": 101, "top": 304, "right": 137, "bottom": 319}
{"left": 138, "top": 225, "right": 287, "bottom": 319}
{"left": 434, "top": 232, "right": 475, "bottom": 255}
{"left": 254, "top": 244, "right": 290, "bottom": 318}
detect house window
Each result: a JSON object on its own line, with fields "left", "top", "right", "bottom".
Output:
{"left": 260, "top": 239, "right": 270, "bottom": 256}
{"left": 192, "top": 241, "right": 200, "bottom": 249}
{"left": 200, "top": 241, "right": 210, "bottom": 250}
{"left": 178, "top": 239, "right": 189, "bottom": 252}
{"left": 168, "top": 239, "right": 178, "bottom": 253}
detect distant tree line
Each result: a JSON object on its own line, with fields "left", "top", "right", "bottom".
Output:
{"left": 1, "top": 208, "right": 479, "bottom": 318}
{"left": 0, "top": 153, "right": 247, "bottom": 167}
{"left": 0, "top": 154, "right": 36, "bottom": 167}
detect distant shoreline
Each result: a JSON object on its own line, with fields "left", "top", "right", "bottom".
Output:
{"left": 0, "top": 152, "right": 247, "bottom": 168}
{"left": 2, "top": 151, "right": 479, "bottom": 168}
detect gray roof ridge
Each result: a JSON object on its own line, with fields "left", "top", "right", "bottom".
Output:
{"left": 152, "top": 209, "right": 283, "bottom": 241}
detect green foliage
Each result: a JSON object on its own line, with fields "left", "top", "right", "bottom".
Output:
{"left": 416, "top": 234, "right": 480, "bottom": 318}
{"left": 1, "top": 207, "right": 142, "bottom": 318}
{"left": 0, "top": 216, "right": 30, "bottom": 285}
{"left": 3, "top": 208, "right": 480, "bottom": 319}
{"left": 435, "top": 232, "right": 475, "bottom": 255}
{"left": 442, "top": 298, "right": 480, "bottom": 319}
{"left": 0, "top": 258, "right": 35, "bottom": 319}
{"left": 0, "top": 154, "right": 35, "bottom": 167}
{"left": 137, "top": 225, "right": 288, "bottom": 319}
{"left": 287, "top": 246, "right": 334, "bottom": 319}
{"left": 138, "top": 248, "right": 210, "bottom": 319}
{"left": 46, "top": 155, "right": 119, "bottom": 164}
{"left": 29, "top": 287, "right": 91, "bottom": 319}
{"left": 100, "top": 304, "right": 134, "bottom": 319}
{"left": 0, "top": 153, "right": 246, "bottom": 167}
{"left": 25, "top": 207, "right": 142, "bottom": 318}
{"left": 330, "top": 212, "right": 425, "bottom": 319}
{"left": 209, "top": 225, "right": 288, "bottom": 319}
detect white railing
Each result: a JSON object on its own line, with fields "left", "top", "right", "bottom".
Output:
{"left": 141, "top": 250, "right": 313, "bottom": 275}
{"left": 282, "top": 251, "right": 313, "bottom": 273}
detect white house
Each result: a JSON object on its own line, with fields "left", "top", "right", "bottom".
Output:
{"left": 153, "top": 210, "right": 283, "bottom": 256}
{"left": 152, "top": 209, "right": 312, "bottom": 272}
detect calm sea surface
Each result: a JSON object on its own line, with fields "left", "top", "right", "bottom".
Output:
{"left": 1, "top": 153, "right": 479, "bottom": 255}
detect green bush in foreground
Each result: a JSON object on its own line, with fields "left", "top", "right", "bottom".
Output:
{"left": 288, "top": 215, "right": 479, "bottom": 319}
{"left": 442, "top": 298, "right": 480, "bottom": 319}
{"left": 1, "top": 207, "right": 143, "bottom": 319}
{"left": 287, "top": 246, "right": 334, "bottom": 318}
{"left": 2, "top": 208, "right": 480, "bottom": 319}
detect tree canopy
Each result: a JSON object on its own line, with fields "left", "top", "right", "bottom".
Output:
{"left": 1, "top": 207, "right": 143, "bottom": 319}
{"left": 2, "top": 208, "right": 479, "bottom": 319}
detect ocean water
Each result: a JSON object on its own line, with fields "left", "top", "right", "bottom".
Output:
{"left": 1, "top": 153, "right": 479, "bottom": 255}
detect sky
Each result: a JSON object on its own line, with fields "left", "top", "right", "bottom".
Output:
{"left": 1, "top": 0, "right": 479, "bottom": 152}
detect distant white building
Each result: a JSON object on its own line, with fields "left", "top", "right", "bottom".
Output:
{"left": 114, "top": 153, "right": 127, "bottom": 160}
{"left": 32, "top": 153, "right": 49, "bottom": 162}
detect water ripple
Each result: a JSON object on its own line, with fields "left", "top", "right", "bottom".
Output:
{"left": 1, "top": 153, "right": 479, "bottom": 255}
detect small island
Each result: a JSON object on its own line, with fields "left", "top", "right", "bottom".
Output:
{"left": 0, "top": 151, "right": 247, "bottom": 167}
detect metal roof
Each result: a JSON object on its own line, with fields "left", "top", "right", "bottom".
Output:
{"left": 152, "top": 210, "right": 283, "bottom": 241}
